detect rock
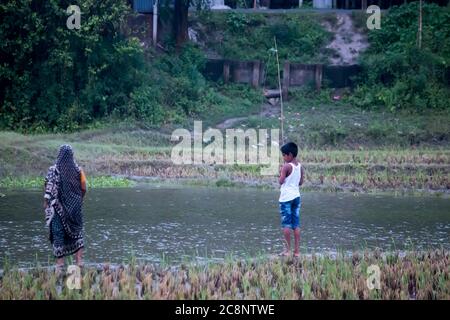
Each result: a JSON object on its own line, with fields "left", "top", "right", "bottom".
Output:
{"left": 211, "top": 5, "right": 231, "bottom": 10}
{"left": 268, "top": 98, "right": 279, "bottom": 106}
{"left": 188, "top": 28, "right": 199, "bottom": 43}
{"left": 210, "top": 0, "right": 231, "bottom": 10}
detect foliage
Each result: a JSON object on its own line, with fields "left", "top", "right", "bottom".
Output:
{"left": 194, "top": 12, "right": 332, "bottom": 63}
{"left": 0, "top": 0, "right": 149, "bottom": 131}
{"left": 128, "top": 43, "right": 209, "bottom": 124}
{"left": 0, "top": 1, "right": 264, "bottom": 132}
{"left": 354, "top": 3, "right": 450, "bottom": 111}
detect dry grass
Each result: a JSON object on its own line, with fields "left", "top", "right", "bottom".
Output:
{"left": 1, "top": 250, "right": 448, "bottom": 300}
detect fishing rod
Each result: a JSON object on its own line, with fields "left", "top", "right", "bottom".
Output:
{"left": 274, "top": 36, "right": 284, "bottom": 144}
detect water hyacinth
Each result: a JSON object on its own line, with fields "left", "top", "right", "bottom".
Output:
{"left": 0, "top": 250, "right": 448, "bottom": 300}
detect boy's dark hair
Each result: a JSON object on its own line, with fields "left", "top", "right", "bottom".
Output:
{"left": 280, "top": 142, "right": 298, "bottom": 157}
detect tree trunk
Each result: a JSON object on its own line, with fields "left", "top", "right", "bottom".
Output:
{"left": 418, "top": 0, "right": 422, "bottom": 49}
{"left": 174, "top": 0, "right": 189, "bottom": 49}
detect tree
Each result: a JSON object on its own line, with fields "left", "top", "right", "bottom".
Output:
{"left": 0, "top": 0, "right": 147, "bottom": 131}
{"left": 417, "top": 0, "right": 422, "bottom": 49}
{"left": 173, "top": 0, "right": 190, "bottom": 48}
{"left": 172, "top": 0, "right": 209, "bottom": 48}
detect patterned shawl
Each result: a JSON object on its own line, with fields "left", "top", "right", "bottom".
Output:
{"left": 45, "top": 145, "right": 83, "bottom": 238}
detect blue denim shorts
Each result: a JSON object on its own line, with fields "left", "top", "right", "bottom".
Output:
{"left": 279, "top": 196, "right": 301, "bottom": 229}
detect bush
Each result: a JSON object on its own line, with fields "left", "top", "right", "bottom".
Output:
{"left": 0, "top": 1, "right": 218, "bottom": 132}
{"left": 195, "top": 12, "right": 331, "bottom": 63}
{"left": 129, "top": 86, "right": 167, "bottom": 125}
{"left": 354, "top": 3, "right": 450, "bottom": 111}
{"left": 0, "top": 0, "right": 146, "bottom": 132}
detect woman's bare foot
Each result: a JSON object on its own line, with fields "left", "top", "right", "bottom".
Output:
{"left": 293, "top": 252, "right": 300, "bottom": 258}
{"left": 56, "top": 257, "right": 64, "bottom": 269}
{"left": 75, "top": 248, "right": 83, "bottom": 267}
{"left": 279, "top": 250, "right": 291, "bottom": 257}
{"left": 55, "top": 263, "right": 65, "bottom": 277}
{"left": 55, "top": 264, "right": 64, "bottom": 271}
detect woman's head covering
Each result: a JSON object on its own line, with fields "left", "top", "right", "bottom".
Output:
{"left": 56, "top": 143, "right": 81, "bottom": 189}
{"left": 57, "top": 144, "right": 76, "bottom": 168}
{"left": 55, "top": 144, "right": 83, "bottom": 234}
{"left": 56, "top": 144, "right": 80, "bottom": 180}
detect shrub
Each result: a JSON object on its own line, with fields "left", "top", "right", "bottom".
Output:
{"left": 355, "top": 3, "right": 450, "bottom": 111}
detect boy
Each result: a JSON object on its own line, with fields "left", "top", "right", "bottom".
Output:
{"left": 278, "top": 142, "right": 304, "bottom": 257}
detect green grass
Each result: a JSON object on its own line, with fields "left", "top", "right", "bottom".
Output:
{"left": 1, "top": 250, "right": 448, "bottom": 299}
{"left": 0, "top": 120, "right": 449, "bottom": 193}
{"left": 0, "top": 176, "right": 134, "bottom": 189}
{"left": 0, "top": 94, "right": 449, "bottom": 194}
{"left": 197, "top": 84, "right": 264, "bottom": 127}
{"left": 215, "top": 178, "right": 237, "bottom": 188}
{"left": 244, "top": 88, "right": 450, "bottom": 149}
{"left": 192, "top": 11, "right": 333, "bottom": 63}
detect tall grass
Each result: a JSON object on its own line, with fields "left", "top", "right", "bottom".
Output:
{"left": 1, "top": 250, "right": 448, "bottom": 300}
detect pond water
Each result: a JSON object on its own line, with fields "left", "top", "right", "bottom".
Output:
{"left": 0, "top": 187, "right": 449, "bottom": 267}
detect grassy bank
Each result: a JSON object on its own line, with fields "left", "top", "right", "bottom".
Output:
{"left": 1, "top": 250, "right": 448, "bottom": 299}
{"left": 1, "top": 101, "right": 449, "bottom": 193}
{"left": 246, "top": 88, "right": 450, "bottom": 149}
{"left": 0, "top": 176, "right": 134, "bottom": 189}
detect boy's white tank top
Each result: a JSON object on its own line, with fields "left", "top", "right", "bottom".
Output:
{"left": 279, "top": 162, "right": 301, "bottom": 202}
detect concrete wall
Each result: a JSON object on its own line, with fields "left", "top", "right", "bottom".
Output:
{"left": 282, "top": 63, "right": 323, "bottom": 98}
{"left": 323, "top": 65, "right": 362, "bottom": 88}
{"left": 204, "top": 59, "right": 265, "bottom": 87}
{"left": 288, "top": 64, "right": 317, "bottom": 86}
{"left": 203, "top": 59, "right": 363, "bottom": 97}
{"left": 313, "top": 0, "right": 333, "bottom": 9}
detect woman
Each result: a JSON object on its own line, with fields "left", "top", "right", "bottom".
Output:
{"left": 43, "top": 144, "right": 86, "bottom": 267}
